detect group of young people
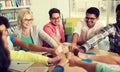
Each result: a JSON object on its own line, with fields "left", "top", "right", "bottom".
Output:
{"left": 0, "top": 3, "right": 120, "bottom": 72}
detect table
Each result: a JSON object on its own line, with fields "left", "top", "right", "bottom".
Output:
{"left": 10, "top": 47, "right": 119, "bottom": 72}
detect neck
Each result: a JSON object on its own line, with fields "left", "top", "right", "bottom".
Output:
{"left": 22, "top": 28, "right": 30, "bottom": 37}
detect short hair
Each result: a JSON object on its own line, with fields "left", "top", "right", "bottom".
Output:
{"left": 86, "top": 7, "right": 100, "bottom": 18}
{"left": 116, "top": 4, "right": 120, "bottom": 13}
{"left": 0, "top": 16, "right": 10, "bottom": 28}
{"left": 49, "top": 8, "right": 60, "bottom": 18}
{"left": 17, "top": 9, "right": 33, "bottom": 29}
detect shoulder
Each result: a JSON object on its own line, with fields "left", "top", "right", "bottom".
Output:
{"left": 44, "top": 22, "right": 52, "bottom": 28}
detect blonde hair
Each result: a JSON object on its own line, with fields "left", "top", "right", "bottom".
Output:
{"left": 17, "top": 9, "right": 33, "bottom": 29}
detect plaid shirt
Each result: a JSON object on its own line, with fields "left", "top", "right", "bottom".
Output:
{"left": 82, "top": 23, "right": 120, "bottom": 54}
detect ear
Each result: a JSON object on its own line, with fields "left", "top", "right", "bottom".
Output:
{"left": 96, "top": 17, "right": 99, "bottom": 21}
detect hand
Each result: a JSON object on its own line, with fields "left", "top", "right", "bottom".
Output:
{"left": 48, "top": 56, "right": 61, "bottom": 65}
{"left": 73, "top": 47, "right": 85, "bottom": 56}
{"left": 51, "top": 49, "right": 59, "bottom": 56}
{"left": 69, "top": 56, "right": 81, "bottom": 67}
{"left": 58, "top": 57, "right": 68, "bottom": 66}
{"left": 68, "top": 43, "right": 77, "bottom": 52}
{"left": 62, "top": 46, "right": 69, "bottom": 53}
{"left": 78, "top": 46, "right": 86, "bottom": 53}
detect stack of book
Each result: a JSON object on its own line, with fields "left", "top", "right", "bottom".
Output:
{"left": 0, "top": 0, "right": 31, "bottom": 8}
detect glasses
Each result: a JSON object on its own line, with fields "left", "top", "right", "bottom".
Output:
{"left": 51, "top": 17, "right": 60, "bottom": 20}
{"left": 85, "top": 17, "right": 97, "bottom": 21}
{"left": 23, "top": 19, "right": 33, "bottom": 22}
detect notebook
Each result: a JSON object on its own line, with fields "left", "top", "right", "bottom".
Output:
{"left": 9, "top": 60, "right": 34, "bottom": 72}
{"left": 25, "top": 67, "right": 48, "bottom": 72}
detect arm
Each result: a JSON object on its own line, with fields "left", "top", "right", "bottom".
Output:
{"left": 78, "top": 52, "right": 120, "bottom": 65}
{"left": 51, "top": 35, "right": 62, "bottom": 45}
{"left": 39, "top": 29, "right": 59, "bottom": 48}
{"left": 69, "top": 33, "right": 79, "bottom": 52}
{"left": 10, "top": 50, "right": 60, "bottom": 64}
{"left": 69, "top": 56, "right": 96, "bottom": 72}
{"left": 52, "top": 58, "right": 68, "bottom": 72}
{"left": 82, "top": 24, "right": 115, "bottom": 50}
{"left": 10, "top": 50, "right": 49, "bottom": 64}
{"left": 14, "top": 37, "right": 57, "bottom": 55}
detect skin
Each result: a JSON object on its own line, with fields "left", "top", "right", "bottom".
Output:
{"left": 22, "top": 14, "right": 33, "bottom": 38}
{"left": 50, "top": 13, "right": 60, "bottom": 26}
{"left": 85, "top": 13, "right": 99, "bottom": 28}
{"left": 69, "top": 56, "right": 96, "bottom": 72}
{"left": 0, "top": 24, "right": 8, "bottom": 48}
{"left": 77, "top": 52, "right": 120, "bottom": 65}
{"left": 22, "top": 14, "right": 33, "bottom": 30}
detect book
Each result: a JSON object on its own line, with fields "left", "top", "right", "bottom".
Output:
{"left": 9, "top": 60, "right": 34, "bottom": 72}
{"left": 11, "top": 0, "right": 17, "bottom": 7}
{"left": 0, "top": 1, "right": 5, "bottom": 8}
{"left": 5, "top": 0, "right": 12, "bottom": 7}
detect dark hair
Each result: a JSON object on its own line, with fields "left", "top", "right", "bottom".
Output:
{"left": 86, "top": 7, "right": 100, "bottom": 18}
{"left": 116, "top": 4, "right": 120, "bottom": 13}
{"left": 0, "top": 16, "right": 10, "bottom": 28}
{"left": 0, "top": 31, "right": 10, "bottom": 72}
{"left": 49, "top": 8, "right": 60, "bottom": 18}
{"left": 0, "top": 16, "right": 10, "bottom": 72}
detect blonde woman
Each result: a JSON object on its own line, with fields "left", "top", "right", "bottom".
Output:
{"left": 13, "top": 9, "right": 58, "bottom": 51}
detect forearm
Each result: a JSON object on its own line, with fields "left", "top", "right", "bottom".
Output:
{"left": 71, "top": 33, "right": 79, "bottom": 44}
{"left": 88, "top": 55, "right": 119, "bottom": 65}
{"left": 14, "top": 37, "right": 54, "bottom": 53}
{"left": 51, "top": 36, "right": 62, "bottom": 45}
{"left": 77, "top": 61, "right": 96, "bottom": 72}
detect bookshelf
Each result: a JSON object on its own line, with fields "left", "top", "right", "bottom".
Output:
{"left": 0, "top": 0, "right": 31, "bottom": 26}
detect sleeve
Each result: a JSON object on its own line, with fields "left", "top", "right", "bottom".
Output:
{"left": 82, "top": 24, "right": 114, "bottom": 50}
{"left": 44, "top": 25, "right": 56, "bottom": 36}
{"left": 38, "top": 29, "right": 58, "bottom": 47}
{"left": 9, "top": 35, "right": 15, "bottom": 44}
{"left": 10, "top": 50, "right": 49, "bottom": 64}
{"left": 73, "top": 21, "right": 82, "bottom": 36}
{"left": 96, "top": 63, "right": 120, "bottom": 72}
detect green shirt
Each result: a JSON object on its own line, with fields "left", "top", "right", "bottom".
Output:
{"left": 20, "top": 35, "right": 33, "bottom": 51}
{"left": 96, "top": 63, "right": 120, "bottom": 72}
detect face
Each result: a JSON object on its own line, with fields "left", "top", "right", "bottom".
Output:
{"left": 50, "top": 13, "right": 60, "bottom": 26}
{"left": 116, "top": 11, "right": 120, "bottom": 25}
{"left": 85, "top": 13, "right": 99, "bottom": 28}
{"left": 22, "top": 14, "right": 33, "bottom": 29}
{"left": 0, "top": 24, "right": 8, "bottom": 48}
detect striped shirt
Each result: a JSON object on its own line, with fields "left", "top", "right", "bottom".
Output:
{"left": 82, "top": 23, "right": 120, "bottom": 54}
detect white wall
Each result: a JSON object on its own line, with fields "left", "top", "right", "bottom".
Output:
{"left": 30, "top": 0, "right": 69, "bottom": 27}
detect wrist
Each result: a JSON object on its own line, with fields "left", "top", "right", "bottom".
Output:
{"left": 79, "top": 46, "right": 86, "bottom": 52}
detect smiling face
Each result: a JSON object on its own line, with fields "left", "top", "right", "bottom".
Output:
{"left": 50, "top": 13, "right": 61, "bottom": 26}
{"left": 0, "top": 24, "right": 8, "bottom": 48}
{"left": 22, "top": 14, "right": 33, "bottom": 29}
{"left": 85, "top": 13, "right": 99, "bottom": 28}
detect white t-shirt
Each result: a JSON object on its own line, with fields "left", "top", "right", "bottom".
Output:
{"left": 73, "top": 19, "right": 107, "bottom": 46}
